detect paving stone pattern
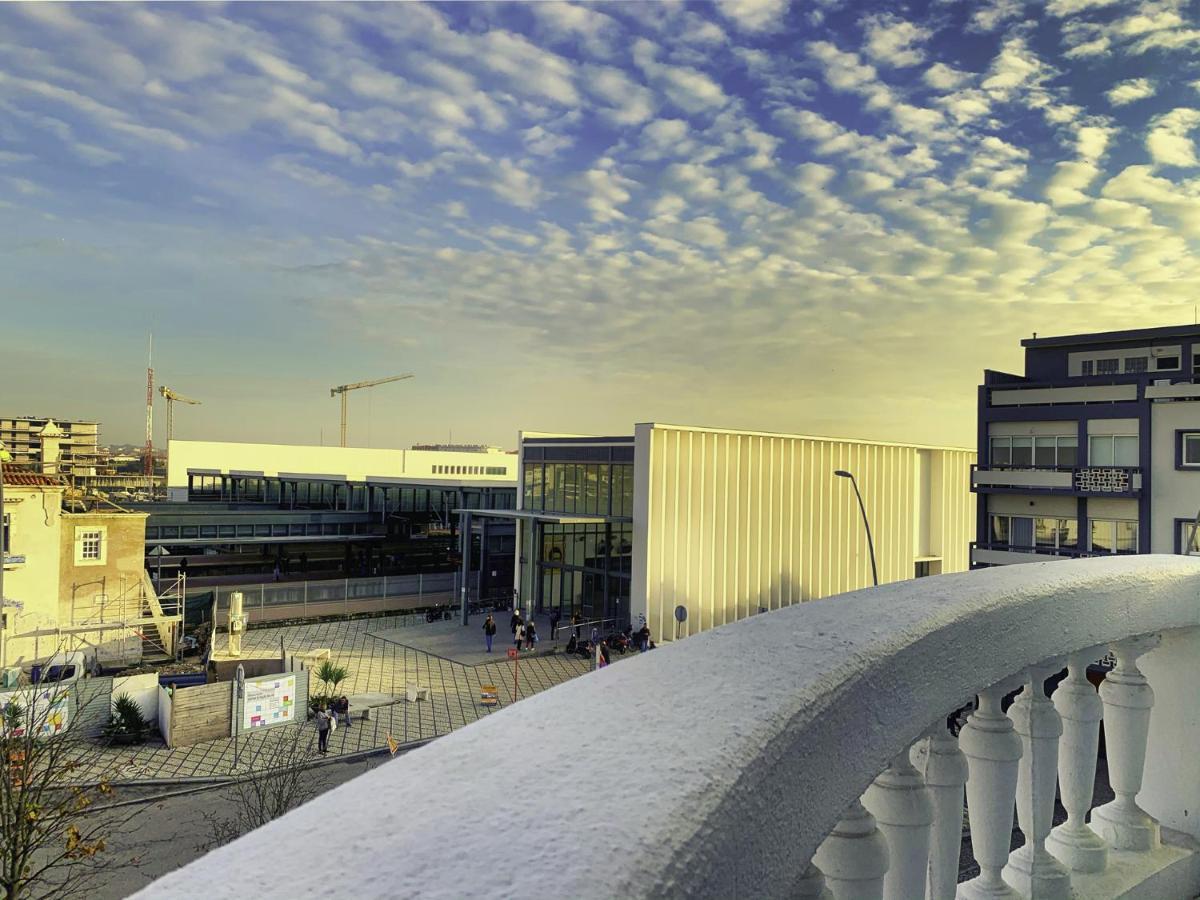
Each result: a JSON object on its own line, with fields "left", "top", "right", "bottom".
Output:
{"left": 75, "top": 615, "right": 593, "bottom": 783}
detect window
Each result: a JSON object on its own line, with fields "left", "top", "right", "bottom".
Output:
{"left": 1184, "top": 433, "right": 1200, "bottom": 466}
{"left": 1034, "top": 436, "right": 1058, "bottom": 467}
{"left": 1, "top": 513, "right": 8, "bottom": 554}
{"left": 1181, "top": 522, "right": 1200, "bottom": 555}
{"left": 1011, "top": 436, "right": 1033, "bottom": 467}
{"left": 1124, "top": 357, "right": 1148, "bottom": 374}
{"left": 990, "top": 437, "right": 1011, "bottom": 466}
{"left": 1088, "top": 434, "right": 1138, "bottom": 467}
{"left": 915, "top": 561, "right": 932, "bottom": 578}
{"left": 1035, "top": 517, "right": 1078, "bottom": 549}
{"left": 75, "top": 527, "right": 105, "bottom": 565}
{"left": 1057, "top": 436, "right": 1078, "bottom": 467}
{"left": 1095, "top": 359, "right": 1120, "bottom": 375}
{"left": 1090, "top": 520, "right": 1137, "bottom": 554}
{"left": 1080, "top": 360, "right": 1094, "bottom": 376}
{"left": 990, "top": 515, "right": 1034, "bottom": 548}
{"left": 1155, "top": 355, "right": 1180, "bottom": 370}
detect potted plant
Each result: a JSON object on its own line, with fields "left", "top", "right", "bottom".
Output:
{"left": 103, "top": 692, "right": 149, "bottom": 746}
{"left": 308, "top": 661, "right": 349, "bottom": 716}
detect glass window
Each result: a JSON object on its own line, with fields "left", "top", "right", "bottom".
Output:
{"left": 1116, "top": 521, "right": 1138, "bottom": 553}
{"left": 1, "top": 513, "right": 8, "bottom": 554}
{"left": 1089, "top": 435, "right": 1114, "bottom": 466}
{"left": 1124, "top": 357, "right": 1148, "bottom": 374}
{"left": 619, "top": 464, "right": 634, "bottom": 517}
{"left": 990, "top": 515, "right": 1010, "bottom": 544}
{"left": 1184, "top": 434, "right": 1200, "bottom": 466}
{"left": 80, "top": 530, "right": 102, "bottom": 560}
{"left": 1090, "top": 520, "right": 1112, "bottom": 553}
{"left": 990, "top": 436, "right": 1011, "bottom": 466}
{"left": 1059, "top": 518, "right": 1079, "bottom": 547}
{"left": 1035, "top": 517, "right": 1057, "bottom": 547}
{"left": 1156, "top": 355, "right": 1180, "bottom": 370}
{"left": 1114, "top": 435, "right": 1138, "bottom": 466}
{"left": 1181, "top": 522, "right": 1200, "bottom": 555}
{"left": 1096, "top": 358, "right": 1120, "bottom": 374}
{"left": 1057, "top": 436, "right": 1078, "bottom": 467}
{"left": 1034, "top": 437, "right": 1058, "bottom": 467}
{"left": 1080, "top": 360, "right": 1094, "bottom": 376}
{"left": 1011, "top": 436, "right": 1033, "bottom": 467}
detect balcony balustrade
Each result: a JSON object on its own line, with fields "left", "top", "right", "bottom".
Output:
{"left": 137, "top": 555, "right": 1200, "bottom": 900}
{"left": 971, "top": 464, "right": 1142, "bottom": 496}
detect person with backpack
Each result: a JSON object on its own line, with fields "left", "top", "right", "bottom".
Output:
{"left": 525, "top": 619, "right": 538, "bottom": 651}
{"left": 483, "top": 614, "right": 497, "bottom": 653}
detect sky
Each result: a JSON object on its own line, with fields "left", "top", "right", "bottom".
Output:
{"left": 1, "top": 0, "right": 1199, "bottom": 451}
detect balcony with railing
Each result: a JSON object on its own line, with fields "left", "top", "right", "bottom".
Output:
{"left": 971, "top": 464, "right": 1142, "bottom": 497}
{"left": 137, "top": 555, "right": 1200, "bottom": 900}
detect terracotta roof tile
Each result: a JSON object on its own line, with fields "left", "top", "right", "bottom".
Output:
{"left": 1, "top": 463, "right": 65, "bottom": 487}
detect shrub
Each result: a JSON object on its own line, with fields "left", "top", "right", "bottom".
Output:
{"left": 103, "top": 693, "right": 148, "bottom": 744}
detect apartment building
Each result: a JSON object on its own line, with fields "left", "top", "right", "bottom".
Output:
{"left": 972, "top": 323, "right": 1200, "bottom": 566}
{"left": 0, "top": 416, "right": 100, "bottom": 478}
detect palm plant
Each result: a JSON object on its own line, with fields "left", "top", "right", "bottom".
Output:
{"left": 103, "top": 692, "right": 149, "bottom": 745}
{"left": 313, "top": 661, "right": 349, "bottom": 704}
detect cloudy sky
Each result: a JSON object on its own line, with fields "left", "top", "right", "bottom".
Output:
{"left": 1, "top": 1, "right": 1198, "bottom": 450}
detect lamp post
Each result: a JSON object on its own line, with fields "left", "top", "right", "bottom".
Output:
{"left": 834, "top": 469, "right": 879, "bottom": 587}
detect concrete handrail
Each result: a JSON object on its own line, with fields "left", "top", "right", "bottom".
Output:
{"left": 136, "top": 555, "right": 1200, "bottom": 899}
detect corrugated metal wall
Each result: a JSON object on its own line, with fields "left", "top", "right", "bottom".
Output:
{"left": 632, "top": 425, "right": 975, "bottom": 642}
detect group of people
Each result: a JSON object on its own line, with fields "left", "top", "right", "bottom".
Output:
{"left": 313, "top": 695, "right": 352, "bottom": 753}
{"left": 480, "top": 610, "right": 543, "bottom": 652}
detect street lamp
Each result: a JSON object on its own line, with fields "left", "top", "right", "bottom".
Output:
{"left": 834, "top": 469, "right": 879, "bottom": 587}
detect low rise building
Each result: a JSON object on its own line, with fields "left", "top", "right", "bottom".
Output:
{"left": 458, "top": 423, "right": 976, "bottom": 641}
{"left": 1, "top": 463, "right": 177, "bottom": 670}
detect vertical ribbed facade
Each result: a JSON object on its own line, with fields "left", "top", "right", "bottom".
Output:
{"left": 632, "top": 424, "right": 976, "bottom": 642}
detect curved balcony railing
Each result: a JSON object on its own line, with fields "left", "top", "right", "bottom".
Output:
{"left": 136, "top": 555, "right": 1200, "bottom": 900}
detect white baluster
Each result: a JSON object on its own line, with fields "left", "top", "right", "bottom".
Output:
{"left": 1090, "top": 636, "right": 1161, "bottom": 852}
{"left": 1047, "top": 650, "right": 1107, "bottom": 873}
{"left": 1002, "top": 664, "right": 1071, "bottom": 898}
{"left": 863, "top": 749, "right": 933, "bottom": 900}
{"left": 813, "top": 799, "right": 890, "bottom": 900}
{"left": 794, "top": 862, "right": 834, "bottom": 899}
{"left": 915, "top": 723, "right": 969, "bottom": 900}
{"left": 957, "top": 680, "right": 1023, "bottom": 900}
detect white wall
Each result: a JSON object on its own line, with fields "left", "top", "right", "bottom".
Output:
{"left": 631, "top": 424, "right": 976, "bottom": 642}
{"left": 166, "top": 440, "right": 516, "bottom": 492}
{"left": 113, "top": 672, "right": 160, "bottom": 723}
{"left": 1150, "top": 401, "right": 1200, "bottom": 553}
{"left": 2, "top": 484, "right": 64, "bottom": 667}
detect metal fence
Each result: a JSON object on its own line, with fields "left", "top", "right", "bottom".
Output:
{"left": 195, "top": 572, "right": 482, "bottom": 619}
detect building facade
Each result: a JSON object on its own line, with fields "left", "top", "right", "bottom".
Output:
{"left": 0, "top": 417, "right": 100, "bottom": 478}
{"left": 462, "top": 425, "right": 975, "bottom": 641}
{"left": 1, "top": 464, "right": 175, "bottom": 669}
{"left": 972, "top": 323, "right": 1200, "bottom": 567}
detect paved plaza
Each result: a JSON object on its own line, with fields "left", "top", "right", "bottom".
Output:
{"left": 80, "top": 613, "right": 595, "bottom": 783}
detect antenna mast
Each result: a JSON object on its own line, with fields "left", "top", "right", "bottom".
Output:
{"left": 144, "top": 333, "right": 154, "bottom": 476}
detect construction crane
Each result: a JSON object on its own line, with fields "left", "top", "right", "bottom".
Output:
{"left": 159, "top": 386, "right": 201, "bottom": 444}
{"left": 330, "top": 374, "right": 413, "bottom": 447}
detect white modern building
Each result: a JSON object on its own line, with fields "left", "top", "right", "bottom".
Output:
{"left": 165, "top": 440, "right": 516, "bottom": 503}
{"left": 457, "top": 423, "right": 975, "bottom": 640}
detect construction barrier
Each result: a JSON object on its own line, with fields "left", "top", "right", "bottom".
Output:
{"left": 479, "top": 684, "right": 498, "bottom": 707}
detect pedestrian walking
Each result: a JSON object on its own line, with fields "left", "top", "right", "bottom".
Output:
{"left": 273, "top": 561, "right": 281, "bottom": 583}
{"left": 597, "top": 640, "right": 611, "bottom": 668}
{"left": 550, "top": 609, "right": 561, "bottom": 641}
{"left": 483, "top": 614, "right": 497, "bottom": 653}
{"left": 525, "top": 620, "right": 538, "bottom": 651}
{"left": 315, "top": 704, "right": 331, "bottom": 753}
{"left": 514, "top": 622, "right": 525, "bottom": 651}
{"left": 337, "top": 695, "right": 351, "bottom": 729}
{"left": 510, "top": 608, "right": 523, "bottom": 636}
{"left": 571, "top": 611, "right": 581, "bottom": 639}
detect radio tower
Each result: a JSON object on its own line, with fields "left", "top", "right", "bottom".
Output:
{"left": 144, "top": 333, "right": 154, "bottom": 476}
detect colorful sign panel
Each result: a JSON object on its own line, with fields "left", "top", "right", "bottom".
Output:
{"left": 0, "top": 688, "right": 70, "bottom": 737}
{"left": 243, "top": 674, "right": 296, "bottom": 730}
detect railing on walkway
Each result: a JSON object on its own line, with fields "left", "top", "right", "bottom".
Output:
{"left": 135, "top": 555, "right": 1200, "bottom": 900}
{"left": 192, "top": 572, "right": 481, "bottom": 619}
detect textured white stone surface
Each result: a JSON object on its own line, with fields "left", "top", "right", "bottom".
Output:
{"left": 135, "top": 555, "right": 1200, "bottom": 900}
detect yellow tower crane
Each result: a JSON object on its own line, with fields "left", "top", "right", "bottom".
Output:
{"left": 158, "top": 386, "right": 201, "bottom": 444}
{"left": 330, "top": 374, "right": 413, "bottom": 447}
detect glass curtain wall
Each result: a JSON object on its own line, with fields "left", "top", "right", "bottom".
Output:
{"left": 522, "top": 443, "right": 635, "bottom": 626}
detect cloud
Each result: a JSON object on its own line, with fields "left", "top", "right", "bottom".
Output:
{"left": 861, "top": 14, "right": 932, "bottom": 67}
{"left": 1146, "top": 108, "right": 1200, "bottom": 168}
{"left": 715, "top": 0, "right": 789, "bottom": 33}
{"left": 1106, "top": 77, "right": 1156, "bottom": 106}
{"left": 1044, "top": 161, "right": 1101, "bottom": 206}
{"left": 583, "top": 64, "right": 655, "bottom": 126}
{"left": 488, "top": 158, "right": 543, "bottom": 209}
{"left": 583, "top": 160, "right": 635, "bottom": 222}
{"left": 923, "top": 62, "right": 972, "bottom": 92}
{"left": 1046, "top": 0, "right": 1120, "bottom": 14}
{"left": 968, "top": 0, "right": 1026, "bottom": 33}
{"left": 632, "top": 39, "right": 728, "bottom": 114}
